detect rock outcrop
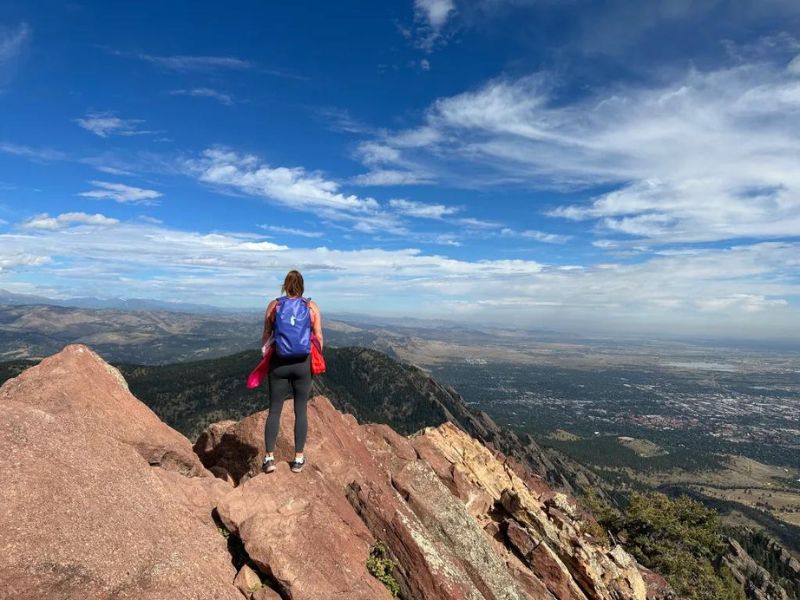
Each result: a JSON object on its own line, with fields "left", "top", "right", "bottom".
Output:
{"left": 723, "top": 538, "right": 793, "bottom": 600}
{"left": 0, "top": 345, "right": 242, "bottom": 599}
{"left": 196, "top": 391, "right": 676, "bottom": 599}
{"left": 2, "top": 345, "right": 676, "bottom": 600}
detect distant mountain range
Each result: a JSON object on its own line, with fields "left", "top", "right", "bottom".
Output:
{"left": 0, "top": 288, "right": 241, "bottom": 314}
{"left": 0, "top": 302, "right": 410, "bottom": 364}
{"left": 0, "top": 303, "right": 259, "bottom": 363}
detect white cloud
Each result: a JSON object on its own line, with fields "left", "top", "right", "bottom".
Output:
{"left": 389, "top": 198, "right": 460, "bottom": 219}
{"left": 352, "top": 169, "right": 432, "bottom": 186}
{"left": 363, "top": 60, "right": 800, "bottom": 244}
{"left": 0, "top": 252, "right": 50, "bottom": 272}
{"left": 93, "top": 165, "right": 135, "bottom": 176}
{"left": 75, "top": 112, "right": 153, "bottom": 138}
{"left": 260, "top": 225, "right": 324, "bottom": 238}
{"left": 186, "top": 148, "right": 377, "bottom": 212}
{"left": 789, "top": 54, "right": 800, "bottom": 74}
{"left": 79, "top": 181, "right": 162, "bottom": 205}
{"left": 0, "top": 218, "right": 796, "bottom": 338}
{"left": 456, "top": 217, "right": 502, "bottom": 229}
{"left": 354, "top": 139, "right": 436, "bottom": 186}
{"left": 413, "top": 0, "right": 456, "bottom": 50}
{"left": 21, "top": 212, "right": 119, "bottom": 231}
{"left": 316, "top": 107, "right": 374, "bottom": 135}
{"left": 170, "top": 88, "right": 234, "bottom": 106}
{"left": 502, "top": 227, "right": 571, "bottom": 244}
{"left": 183, "top": 148, "right": 410, "bottom": 234}
{"left": 0, "top": 22, "right": 29, "bottom": 65}
{"left": 0, "top": 141, "right": 64, "bottom": 161}
{"left": 131, "top": 52, "right": 252, "bottom": 71}
{"left": 416, "top": 0, "right": 455, "bottom": 30}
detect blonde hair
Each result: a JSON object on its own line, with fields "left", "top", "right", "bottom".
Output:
{"left": 281, "top": 270, "right": 304, "bottom": 297}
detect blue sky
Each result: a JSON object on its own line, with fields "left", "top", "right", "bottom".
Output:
{"left": 1, "top": 0, "right": 799, "bottom": 339}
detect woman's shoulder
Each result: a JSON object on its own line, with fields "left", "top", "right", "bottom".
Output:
{"left": 307, "top": 299, "right": 320, "bottom": 311}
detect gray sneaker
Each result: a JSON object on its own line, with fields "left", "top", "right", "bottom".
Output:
{"left": 262, "top": 456, "right": 276, "bottom": 473}
{"left": 290, "top": 457, "right": 306, "bottom": 473}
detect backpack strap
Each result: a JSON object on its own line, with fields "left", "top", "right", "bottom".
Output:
{"left": 302, "top": 297, "right": 317, "bottom": 327}
{"left": 267, "top": 297, "right": 281, "bottom": 324}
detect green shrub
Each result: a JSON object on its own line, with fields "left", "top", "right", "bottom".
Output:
{"left": 367, "top": 542, "right": 400, "bottom": 597}
{"left": 590, "top": 491, "right": 745, "bottom": 600}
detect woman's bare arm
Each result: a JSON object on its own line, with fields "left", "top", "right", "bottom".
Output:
{"left": 261, "top": 300, "right": 277, "bottom": 345}
{"left": 310, "top": 300, "right": 323, "bottom": 350}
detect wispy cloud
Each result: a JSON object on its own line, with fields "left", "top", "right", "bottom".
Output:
{"left": 416, "top": 0, "right": 455, "bottom": 29}
{"left": 21, "top": 212, "right": 119, "bottom": 230}
{"left": 360, "top": 56, "right": 800, "bottom": 244}
{"left": 260, "top": 225, "right": 324, "bottom": 238}
{"left": 352, "top": 169, "right": 432, "bottom": 186}
{"left": 789, "top": 53, "right": 800, "bottom": 74}
{"left": 183, "top": 147, "right": 411, "bottom": 234}
{"left": 93, "top": 165, "right": 135, "bottom": 176}
{"left": 502, "top": 227, "right": 571, "bottom": 244}
{"left": 389, "top": 198, "right": 460, "bottom": 219}
{"left": 128, "top": 52, "right": 252, "bottom": 71}
{"left": 0, "top": 22, "right": 30, "bottom": 65}
{"left": 316, "top": 107, "right": 374, "bottom": 135}
{"left": 79, "top": 181, "right": 162, "bottom": 205}
{"left": 353, "top": 139, "right": 435, "bottom": 186}
{"left": 170, "top": 87, "right": 234, "bottom": 106}
{"left": 113, "top": 49, "right": 306, "bottom": 79}
{"left": 413, "top": 0, "right": 455, "bottom": 50}
{"left": 75, "top": 112, "right": 154, "bottom": 138}
{"left": 186, "top": 148, "right": 377, "bottom": 212}
{"left": 0, "top": 141, "right": 65, "bottom": 161}
{"left": 183, "top": 148, "right": 497, "bottom": 237}
{"left": 456, "top": 217, "right": 503, "bottom": 229}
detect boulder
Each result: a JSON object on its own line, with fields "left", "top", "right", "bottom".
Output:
{"left": 0, "top": 344, "right": 207, "bottom": 476}
{"left": 0, "top": 345, "right": 240, "bottom": 599}
{"left": 216, "top": 464, "right": 392, "bottom": 600}
{"left": 233, "top": 564, "right": 263, "bottom": 597}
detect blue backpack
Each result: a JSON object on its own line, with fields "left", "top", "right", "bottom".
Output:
{"left": 273, "top": 296, "right": 312, "bottom": 358}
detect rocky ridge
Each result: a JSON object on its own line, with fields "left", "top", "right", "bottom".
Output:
{"left": 723, "top": 533, "right": 800, "bottom": 600}
{"left": 1, "top": 345, "right": 674, "bottom": 599}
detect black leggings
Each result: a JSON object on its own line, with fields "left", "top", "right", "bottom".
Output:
{"left": 264, "top": 354, "right": 312, "bottom": 453}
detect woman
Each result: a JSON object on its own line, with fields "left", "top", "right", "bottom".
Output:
{"left": 260, "top": 270, "right": 323, "bottom": 474}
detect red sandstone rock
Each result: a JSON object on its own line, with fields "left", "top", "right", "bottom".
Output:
{"left": 2, "top": 344, "right": 677, "bottom": 600}
{"left": 216, "top": 464, "right": 392, "bottom": 600}
{"left": 207, "top": 396, "right": 522, "bottom": 599}
{"left": 1, "top": 344, "right": 207, "bottom": 476}
{"left": 252, "top": 586, "right": 283, "bottom": 600}
{"left": 0, "top": 345, "right": 240, "bottom": 599}
{"left": 197, "top": 393, "right": 676, "bottom": 600}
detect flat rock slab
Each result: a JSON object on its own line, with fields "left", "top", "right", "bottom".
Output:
{"left": 217, "top": 465, "right": 393, "bottom": 600}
